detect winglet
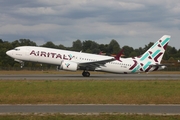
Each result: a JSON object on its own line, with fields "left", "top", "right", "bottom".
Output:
{"left": 114, "top": 49, "right": 124, "bottom": 61}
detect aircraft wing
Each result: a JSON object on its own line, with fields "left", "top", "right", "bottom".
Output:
{"left": 78, "top": 49, "right": 123, "bottom": 70}
{"left": 78, "top": 58, "right": 115, "bottom": 69}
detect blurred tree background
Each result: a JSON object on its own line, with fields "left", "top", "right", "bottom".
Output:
{"left": 0, "top": 38, "right": 180, "bottom": 71}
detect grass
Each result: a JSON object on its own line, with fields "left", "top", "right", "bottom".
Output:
{"left": 0, "top": 80, "right": 180, "bottom": 104}
{"left": 0, "top": 114, "right": 180, "bottom": 120}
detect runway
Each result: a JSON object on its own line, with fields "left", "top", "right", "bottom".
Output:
{"left": 0, "top": 73, "right": 180, "bottom": 115}
{"left": 0, "top": 73, "right": 180, "bottom": 80}
{"left": 0, "top": 104, "right": 180, "bottom": 115}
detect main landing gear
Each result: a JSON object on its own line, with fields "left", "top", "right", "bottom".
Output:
{"left": 82, "top": 70, "right": 90, "bottom": 77}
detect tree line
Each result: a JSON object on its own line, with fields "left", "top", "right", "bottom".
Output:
{"left": 0, "top": 38, "right": 180, "bottom": 70}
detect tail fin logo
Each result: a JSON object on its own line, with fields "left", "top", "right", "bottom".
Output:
{"left": 139, "top": 35, "right": 170, "bottom": 63}
{"left": 131, "top": 35, "right": 171, "bottom": 73}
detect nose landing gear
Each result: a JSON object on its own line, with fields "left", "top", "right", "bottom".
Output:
{"left": 15, "top": 59, "right": 24, "bottom": 68}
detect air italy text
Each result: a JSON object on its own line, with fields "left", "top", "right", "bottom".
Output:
{"left": 30, "top": 50, "right": 74, "bottom": 60}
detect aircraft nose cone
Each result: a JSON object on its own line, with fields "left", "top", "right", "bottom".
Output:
{"left": 6, "top": 50, "right": 12, "bottom": 56}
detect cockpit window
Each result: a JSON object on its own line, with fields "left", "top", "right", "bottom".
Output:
{"left": 14, "top": 48, "right": 20, "bottom": 51}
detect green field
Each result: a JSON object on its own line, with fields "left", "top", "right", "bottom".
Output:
{"left": 0, "top": 80, "right": 180, "bottom": 104}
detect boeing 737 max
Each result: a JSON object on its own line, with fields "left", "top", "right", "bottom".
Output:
{"left": 6, "top": 35, "right": 170, "bottom": 77}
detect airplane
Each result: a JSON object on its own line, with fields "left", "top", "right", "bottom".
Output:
{"left": 6, "top": 35, "right": 170, "bottom": 77}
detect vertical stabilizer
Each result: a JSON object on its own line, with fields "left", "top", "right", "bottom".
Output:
{"left": 138, "top": 35, "right": 170, "bottom": 72}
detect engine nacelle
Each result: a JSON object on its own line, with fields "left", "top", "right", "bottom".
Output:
{"left": 60, "top": 60, "right": 78, "bottom": 71}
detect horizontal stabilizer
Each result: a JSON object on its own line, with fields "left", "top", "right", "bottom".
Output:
{"left": 149, "top": 64, "right": 166, "bottom": 67}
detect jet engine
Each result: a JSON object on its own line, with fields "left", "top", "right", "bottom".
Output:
{"left": 59, "top": 60, "right": 78, "bottom": 71}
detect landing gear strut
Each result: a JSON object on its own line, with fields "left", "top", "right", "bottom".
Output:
{"left": 82, "top": 71, "right": 90, "bottom": 77}
{"left": 15, "top": 59, "right": 24, "bottom": 68}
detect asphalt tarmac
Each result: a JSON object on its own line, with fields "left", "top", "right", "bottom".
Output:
{"left": 0, "top": 73, "right": 180, "bottom": 80}
{"left": 0, "top": 104, "right": 180, "bottom": 115}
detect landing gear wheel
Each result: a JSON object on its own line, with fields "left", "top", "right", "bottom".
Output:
{"left": 82, "top": 71, "right": 90, "bottom": 77}
{"left": 85, "top": 72, "right": 90, "bottom": 77}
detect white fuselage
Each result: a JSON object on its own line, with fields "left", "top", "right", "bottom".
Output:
{"left": 6, "top": 46, "right": 136, "bottom": 74}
